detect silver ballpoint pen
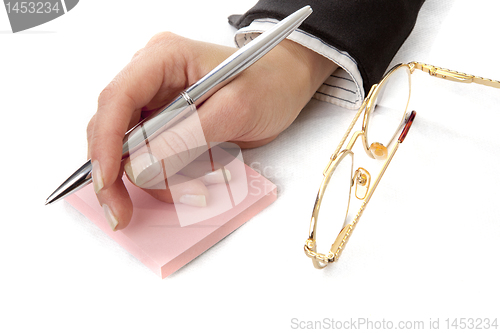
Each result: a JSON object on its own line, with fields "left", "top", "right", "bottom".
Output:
{"left": 45, "top": 5, "right": 312, "bottom": 205}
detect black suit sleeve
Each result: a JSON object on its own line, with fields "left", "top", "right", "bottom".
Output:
{"left": 229, "top": 0, "right": 425, "bottom": 94}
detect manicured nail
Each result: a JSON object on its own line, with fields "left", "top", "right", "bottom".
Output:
{"left": 102, "top": 204, "right": 119, "bottom": 231}
{"left": 124, "top": 153, "right": 161, "bottom": 187}
{"left": 92, "top": 160, "right": 104, "bottom": 193}
{"left": 203, "top": 168, "right": 231, "bottom": 184}
{"left": 180, "top": 194, "right": 207, "bottom": 207}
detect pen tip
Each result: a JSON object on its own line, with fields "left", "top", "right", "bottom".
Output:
{"left": 302, "top": 5, "right": 312, "bottom": 14}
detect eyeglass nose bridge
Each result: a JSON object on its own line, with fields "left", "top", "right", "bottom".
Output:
{"left": 354, "top": 168, "right": 371, "bottom": 200}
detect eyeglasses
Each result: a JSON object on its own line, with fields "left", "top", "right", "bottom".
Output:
{"left": 304, "top": 62, "right": 500, "bottom": 269}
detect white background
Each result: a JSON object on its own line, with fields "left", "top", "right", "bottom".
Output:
{"left": 1, "top": 0, "right": 499, "bottom": 332}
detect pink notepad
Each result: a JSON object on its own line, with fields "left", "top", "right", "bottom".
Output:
{"left": 65, "top": 151, "right": 277, "bottom": 278}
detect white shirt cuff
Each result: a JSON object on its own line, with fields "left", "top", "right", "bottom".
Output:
{"left": 234, "top": 18, "right": 365, "bottom": 110}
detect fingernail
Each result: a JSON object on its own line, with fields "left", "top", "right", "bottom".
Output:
{"left": 180, "top": 194, "right": 207, "bottom": 207}
{"left": 203, "top": 169, "right": 231, "bottom": 184}
{"left": 124, "top": 153, "right": 162, "bottom": 187}
{"left": 102, "top": 204, "right": 119, "bottom": 231}
{"left": 92, "top": 160, "right": 104, "bottom": 193}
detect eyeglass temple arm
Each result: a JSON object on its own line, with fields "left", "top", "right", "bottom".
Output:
{"left": 410, "top": 62, "right": 500, "bottom": 89}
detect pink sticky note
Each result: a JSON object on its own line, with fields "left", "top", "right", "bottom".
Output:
{"left": 65, "top": 148, "right": 277, "bottom": 278}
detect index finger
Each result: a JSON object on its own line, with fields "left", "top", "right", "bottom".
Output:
{"left": 89, "top": 33, "right": 189, "bottom": 192}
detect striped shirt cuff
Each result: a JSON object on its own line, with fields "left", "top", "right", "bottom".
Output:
{"left": 234, "top": 18, "right": 364, "bottom": 110}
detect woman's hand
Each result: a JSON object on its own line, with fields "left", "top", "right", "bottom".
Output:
{"left": 86, "top": 32, "right": 337, "bottom": 231}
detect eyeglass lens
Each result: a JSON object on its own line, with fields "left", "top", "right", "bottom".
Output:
{"left": 366, "top": 65, "right": 411, "bottom": 149}
{"left": 315, "top": 151, "right": 353, "bottom": 255}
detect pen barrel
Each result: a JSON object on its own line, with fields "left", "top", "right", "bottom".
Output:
{"left": 46, "top": 6, "right": 312, "bottom": 205}
{"left": 120, "top": 6, "right": 312, "bottom": 159}
{"left": 121, "top": 95, "right": 190, "bottom": 159}
{"left": 185, "top": 5, "right": 312, "bottom": 106}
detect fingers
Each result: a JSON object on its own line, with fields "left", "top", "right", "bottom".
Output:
{"left": 87, "top": 33, "right": 194, "bottom": 230}
{"left": 126, "top": 154, "right": 230, "bottom": 207}
{"left": 88, "top": 59, "right": 165, "bottom": 231}
{"left": 178, "top": 160, "right": 232, "bottom": 185}
{"left": 87, "top": 33, "right": 303, "bottom": 232}
{"left": 95, "top": 176, "right": 133, "bottom": 231}
{"left": 123, "top": 106, "right": 210, "bottom": 188}
{"left": 89, "top": 33, "right": 196, "bottom": 191}
{"left": 127, "top": 157, "right": 230, "bottom": 209}
{"left": 89, "top": 56, "right": 168, "bottom": 193}
{"left": 142, "top": 174, "right": 210, "bottom": 207}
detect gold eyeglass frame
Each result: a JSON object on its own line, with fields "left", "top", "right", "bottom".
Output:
{"left": 304, "top": 62, "right": 500, "bottom": 269}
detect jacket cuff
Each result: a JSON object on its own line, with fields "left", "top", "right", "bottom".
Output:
{"left": 232, "top": 18, "right": 364, "bottom": 109}
{"left": 229, "top": 0, "right": 425, "bottom": 109}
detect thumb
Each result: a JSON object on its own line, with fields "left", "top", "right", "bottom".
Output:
{"left": 124, "top": 105, "right": 210, "bottom": 189}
